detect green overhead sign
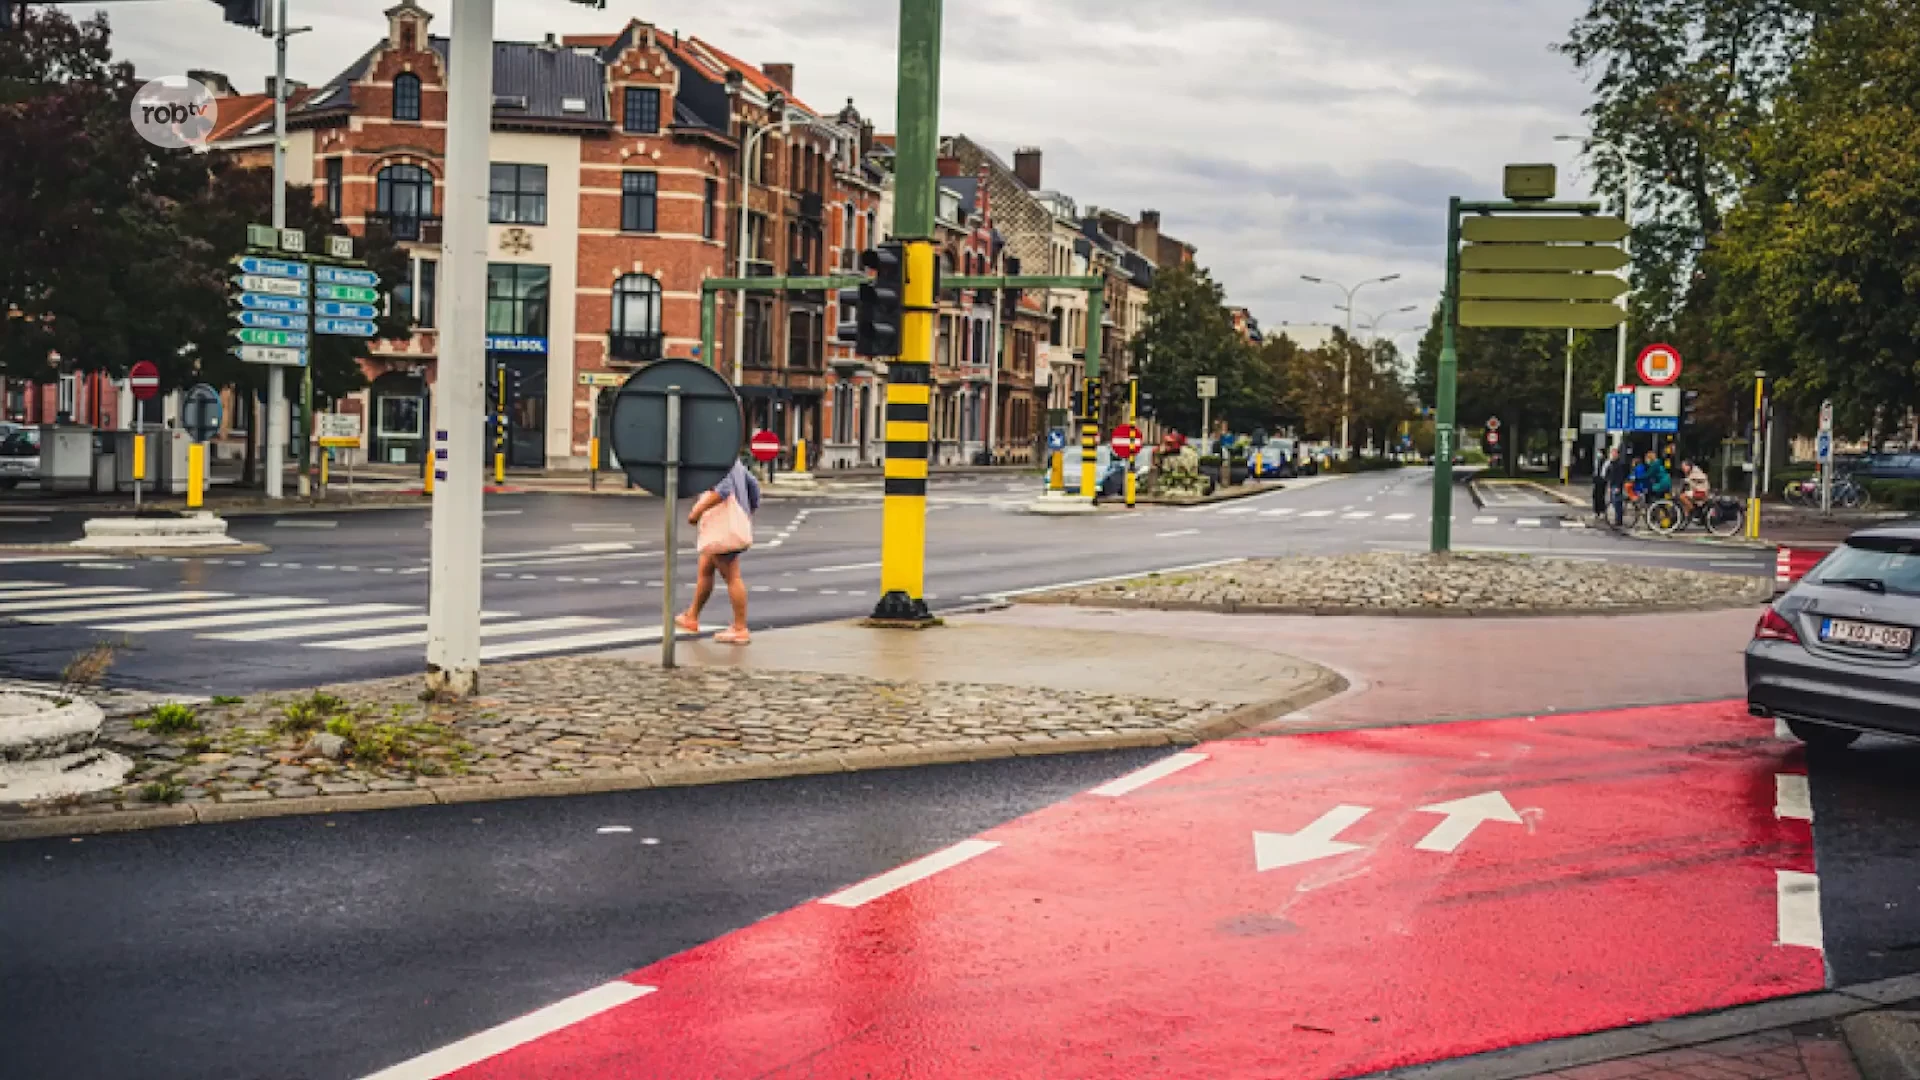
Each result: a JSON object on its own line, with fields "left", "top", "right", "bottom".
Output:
{"left": 1459, "top": 245, "right": 1630, "bottom": 272}
{"left": 1460, "top": 215, "right": 1629, "bottom": 244}
{"left": 1456, "top": 210, "right": 1629, "bottom": 329}
{"left": 1459, "top": 299, "right": 1633, "bottom": 330}
{"left": 1460, "top": 271, "right": 1629, "bottom": 302}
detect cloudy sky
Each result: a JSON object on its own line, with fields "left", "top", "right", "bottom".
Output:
{"left": 72, "top": 0, "right": 1601, "bottom": 351}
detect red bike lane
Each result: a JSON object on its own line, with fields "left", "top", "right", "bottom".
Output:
{"left": 388, "top": 701, "right": 1823, "bottom": 1080}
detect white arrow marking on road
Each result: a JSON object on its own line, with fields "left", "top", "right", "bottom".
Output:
{"left": 1254, "top": 804, "right": 1372, "bottom": 871}
{"left": 1413, "top": 791, "right": 1523, "bottom": 853}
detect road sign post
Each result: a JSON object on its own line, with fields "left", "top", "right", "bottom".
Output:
{"left": 1111, "top": 423, "right": 1142, "bottom": 509}
{"left": 1819, "top": 399, "right": 1835, "bottom": 515}
{"left": 128, "top": 361, "right": 158, "bottom": 512}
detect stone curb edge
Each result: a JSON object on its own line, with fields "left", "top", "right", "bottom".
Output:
{"left": 0, "top": 542, "right": 272, "bottom": 557}
{"left": 1356, "top": 975, "right": 1920, "bottom": 1080}
{"left": 0, "top": 659, "right": 1351, "bottom": 844}
{"left": 1012, "top": 579, "right": 1775, "bottom": 619}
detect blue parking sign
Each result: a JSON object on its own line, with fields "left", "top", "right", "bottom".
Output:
{"left": 1605, "top": 393, "right": 1634, "bottom": 432}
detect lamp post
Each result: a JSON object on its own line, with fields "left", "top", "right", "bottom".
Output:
{"left": 726, "top": 78, "right": 786, "bottom": 390}
{"left": 1302, "top": 273, "right": 1399, "bottom": 458}
{"left": 1557, "top": 133, "right": 1634, "bottom": 445}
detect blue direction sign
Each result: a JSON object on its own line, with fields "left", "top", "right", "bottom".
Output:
{"left": 1817, "top": 433, "right": 1833, "bottom": 462}
{"left": 237, "top": 255, "right": 309, "bottom": 280}
{"left": 1605, "top": 393, "right": 1634, "bottom": 432}
{"left": 315, "top": 317, "right": 378, "bottom": 338}
{"left": 1046, "top": 429, "right": 1067, "bottom": 452}
{"left": 240, "top": 293, "right": 310, "bottom": 315}
{"left": 316, "top": 300, "right": 379, "bottom": 320}
{"left": 1632, "top": 415, "right": 1680, "bottom": 434}
{"left": 238, "top": 310, "right": 309, "bottom": 332}
{"left": 315, "top": 266, "right": 379, "bottom": 288}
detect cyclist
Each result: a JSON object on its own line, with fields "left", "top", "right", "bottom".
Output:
{"left": 1675, "top": 458, "right": 1711, "bottom": 517}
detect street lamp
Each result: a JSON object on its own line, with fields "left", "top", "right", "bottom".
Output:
{"left": 1302, "top": 273, "right": 1400, "bottom": 458}
{"left": 726, "top": 75, "right": 786, "bottom": 389}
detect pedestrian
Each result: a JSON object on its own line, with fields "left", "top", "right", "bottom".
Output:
{"left": 1591, "top": 447, "right": 1612, "bottom": 518}
{"left": 676, "top": 458, "right": 760, "bottom": 645}
{"left": 1603, "top": 445, "right": 1632, "bottom": 528}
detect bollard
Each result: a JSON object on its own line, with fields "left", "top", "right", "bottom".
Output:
{"left": 589, "top": 436, "right": 601, "bottom": 491}
{"left": 795, "top": 437, "right": 808, "bottom": 475}
{"left": 1125, "top": 463, "right": 1136, "bottom": 508}
{"left": 1050, "top": 450, "right": 1063, "bottom": 491}
{"left": 187, "top": 442, "right": 205, "bottom": 509}
{"left": 423, "top": 451, "right": 434, "bottom": 495}
{"left": 320, "top": 448, "right": 330, "bottom": 491}
{"left": 494, "top": 450, "right": 505, "bottom": 486}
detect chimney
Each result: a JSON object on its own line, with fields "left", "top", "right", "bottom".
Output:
{"left": 1013, "top": 146, "right": 1042, "bottom": 190}
{"left": 1136, "top": 210, "right": 1162, "bottom": 264}
{"left": 762, "top": 63, "right": 795, "bottom": 94}
{"left": 937, "top": 155, "right": 963, "bottom": 178}
{"left": 859, "top": 120, "right": 874, "bottom": 157}
{"left": 1140, "top": 209, "right": 1161, "bottom": 229}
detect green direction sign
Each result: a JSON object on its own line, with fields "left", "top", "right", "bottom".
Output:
{"left": 1459, "top": 300, "right": 1627, "bottom": 330}
{"left": 315, "top": 283, "right": 380, "bottom": 303}
{"left": 1460, "top": 245, "right": 1629, "bottom": 272}
{"left": 1460, "top": 271, "right": 1629, "bottom": 302}
{"left": 1460, "top": 215, "right": 1629, "bottom": 244}
{"left": 234, "top": 328, "right": 309, "bottom": 348}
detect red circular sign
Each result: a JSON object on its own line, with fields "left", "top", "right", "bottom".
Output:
{"left": 128, "top": 360, "right": 160, "bottom": 400}
{"left": 749, "top": 429, "right": 780, "bottom": 463}
{"left": 1110, "top": 423, "right": 1143, "bottom": 459}
{"left": 1637, "top": 344, "right": 1683, "bottom": 387}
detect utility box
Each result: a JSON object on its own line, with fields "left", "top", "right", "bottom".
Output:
{"left": 37, "top": 425, "right": 96, "bottom": 494}
{"left": 1504, "top": 163, "right": 1558, "bottom": 201}
{"left": 152, "top": 429, "right": 190, "bottom": 495}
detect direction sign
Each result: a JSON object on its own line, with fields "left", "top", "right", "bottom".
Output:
{"left": 1637, "top": 343, "right": 1683, "bottom": 386}
{"left": 234, "top": 328, "right": 309, "bottom": 348}
{"left": 1459, "top": 272, "right": 1628, "bottom": 302}
{"left": 235, "top": 274, "right": 306, "bottom": 298}
{"left": 315, "top": 300, "right": 379, "bottom": 320}
{"left": 181, "top": 384, "right": 223, "bottom": 443}
{"left": 749, "top": 429, "right": 781, "bottom": 463}
{"left": 314, "top": 266, "right": 379, "bottom": 288}
{"left": 234, "top": 345, "right": 307, "bottom": 367}
{"left": 1196, "top": 376, "right": 1218, "bottom": 400}
{"left": 577, "top": 373, "right": 626, "bottom": 388}
{"left": 239, "top": 293, "right": 310, "bottom": 315}
{"left": 1046, "top": 429, "right": 1067, "bottom": 452}
{"left": 1605, "top": 393, "right": 1634, "bottom": 432}
{"left": 1460, "top": 245, "right": 1630, "bottom": 273}
{"left": 314, "top": 317, "right": 378, "bottom": 338}
{"left": 1110, "top": 423, "right": 1143, "bottom": 459}
{"left": 237, "top": 310, "right": 307, "bottom": 332}
{"left": 1460, "top": 300, "right": 1627, "bottom": 330}
{"left": 314, "top": 283, "right": 380, "bottom": 304}
{"left": 1461, "top": 215, "right": 1630, "bottom": 244}
{"left": 236, "top": 255, "right": 309, "bottom": 280}
{"left": 315, "top": 412, "right": 363, "bottom": 448}
{"left": 128, "top": 361, "right": 159, "bottom": 401}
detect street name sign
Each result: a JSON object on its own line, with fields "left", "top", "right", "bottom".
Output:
{"left": 316, "top": 301, "right": 379, "bottom": 320}
{"left": 577, "top": 373, "right": 626, "bottom": 388}
{"left": 1196, "top": 376, "right": 1218, "bottom": 399}
{"left": 235, "top": 275, "right": 305, "bottom": 298}
{"left": 239, "top": 294, "right": 310, "bottom": 315}
{"left": 236, "top": 255, "right": 309, "bottom": 280}
{"left": 314, "top": 317, "right": 378, "bottom": 338}
{"left": 314, "top": 283, "right": 379, "bottom": 304}
{"left": 237, "top": 310, "right": 307, "bottom": 332}
{"left": 234, "top": 328, "right": 310, "bottom": 349}
{"left": 315, "top": 412, "right": 363, "bottom": 448}
{"left": 235, "top": 345, "right": 307, "bottom": 367}
{"left": 315, "top": 266, "right": 379, "bottom": 288}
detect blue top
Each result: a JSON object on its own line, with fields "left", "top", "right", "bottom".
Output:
{"left": 713, "top": 462, "right": 761, "bottom": 515}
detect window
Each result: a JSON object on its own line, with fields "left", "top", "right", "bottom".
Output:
{"left": 623, "top": 87, "right": 660, "bottom": 134}
{"left": 416, "top": 259, "right": 437, "bottom": 328}
{"left": 703, "top": 180, "right": 718, "bottom": 240}
{"left": 324, "top": 157, "right": 343, "bottom": 217}
{"left": 842, "top": 202, "right": 855, "bottom": 252}
{"left": 375, "top": 163, "right": 434, "bottom": 240}
{"left": 787, "top": 310, "right": 823, "bottom": 370}
{"left": 1049, "top": 307, "right": 1064, "bottom": 347}
{"left": 393, "top": 73, "right": 421, "bottom": 121}
{"left": 610, "top": 274, "right": 663, "bottom": 362}
{"left": 621, "top": 171, "right": 657, "bottom": 233}
{"left": 488, "top": 164, "right": 547, "bottom": 225}
{"left": 378, "top": 396, "right": 422, "bottom": 438}
{"left": 486, "top": 263, "right": 550, "bottom": 338}
{"left": 743, "top": 298, "right": 772, "bottom": 368}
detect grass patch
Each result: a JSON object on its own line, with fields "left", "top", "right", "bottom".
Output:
{"left": 274, "top": 691, "right": 350, "bottom": 735}
{"left": 210, "top": 695, "right": 245, "bottom": 706}
{"left": 138, "top": 779, "right": 185, "bottom": 804}
{"left": 134, "top": 702, "right": 201, "bottom": 735}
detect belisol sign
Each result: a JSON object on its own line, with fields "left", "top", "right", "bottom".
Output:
{"left": 409, "top": 702, "right": 1822, "bottom": 1080}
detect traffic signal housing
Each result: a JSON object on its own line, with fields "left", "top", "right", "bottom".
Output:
{"left": 217, "top": 0, "right": 269, "bottom": 29}
{"left": 1681, "top": 389, "right": 1700, "bottom": 428}
{"left": 835, "top": 243, "right": 904, "bottom": 358}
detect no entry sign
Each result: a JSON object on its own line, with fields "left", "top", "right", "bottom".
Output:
{"left": 1637, "top": 343, "right": 1683, "bottom": 387}
{"left": 1110, "top": 423, "right": 1142, "bottom": 459}
{"left": 128, "top": 361, "right": 159, "bottom": 401}
{"left": 748, "top": 429, "right": 780, "bottom": 463}
{"left": 424, "top": 701, "right": 1820, "bottom": 1080}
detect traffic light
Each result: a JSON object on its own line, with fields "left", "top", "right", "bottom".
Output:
{"left": 1681, "top": 389, "right": 1700, "bottom": 428}
{"left": 853, "top": 243, "right": 904, "bottom": 357}
{"left": 216, "top": 0, "right": 269, "bottom": 29}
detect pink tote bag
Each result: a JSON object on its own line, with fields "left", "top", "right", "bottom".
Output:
{"left": 697, "top": 493, "right": 754, "bottom": 556}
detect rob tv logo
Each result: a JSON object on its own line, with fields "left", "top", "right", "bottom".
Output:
{"left": 130, "top": 77, "right": 219, "bottom": 149}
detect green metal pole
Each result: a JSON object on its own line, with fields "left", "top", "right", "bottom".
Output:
{"left": 700, "top": 289, "right": 717, "bottom": 369}
{"left": 892, "top": 0, "right": 942, "bottom": 240}
{"left": 1084, "top": 285, "right": 1103, "bottom": 379}
{"left": 1430, "top": 197, "right": 1462, "bottom": 554}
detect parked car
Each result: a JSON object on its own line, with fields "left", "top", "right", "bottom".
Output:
{"left": 0, "top": 427, "right": 38, "bottom": 490}
{"left": 1747, "top": 524, "right": 1920, "bottom": 748}
{"left": 1853, "top": 452, "right": 1920, "bottom": 481}
{"left": 1248, "top": 441, "right": 1297, "bottom": 480}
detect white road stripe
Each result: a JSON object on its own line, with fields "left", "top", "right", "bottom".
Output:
{"left": 312, "top": 616, "right": 616, "bottom": 652}
{"left": 1156, "top": 528, "right": 1201, "bottom": 538}
{"left": 99, "top": 603, "right": 413, "bottom": 634}
{"left": 0, "top": 581, "right": 67, "bottom": 592}
{"left": 25, "top": 597, "right": 322, "bottom": 625}
{"left": 1386, "top": 513, "right": 1416, "bottom": 522}
{"left": 1515, "top": 518, "right": 1542, "bottom": 528}
{"left": 483, "top": 509, "right": 523, "bottom": 517}
{"left": 357, "top": 981, "right": 656, "bottom": 1080}
{"left": 1343, "top": 511, "right": 1374, "bottom": 520}
{"left": 1088, "top": 752, "right": 1208, "bottom": 797}
{"left": 809, "top": 561, "right": 883, "bottom": 574}
{"left": 1777, "top": 869, "right": 1824, "bottom": 949}
{"left": 0, "top": 554, "right": 106, "bottom": 564}
{"left": 1218, "top": 507, "right": 1261, "bottom": 516}
{"left": 1300, "top": 510, "right": 1335, "bottom": 518}
{"left": 1259, "top": 508, "right": 1297, "bottom": 517}
{"left": 272, "top": 519, "right": 337, "bottom": 529}
{"left": 1776, "top": 774, "right": 1813, "bottom": 822}
{"left": 0, "top": 586, "right": 144, "bottom": 607}
{"left": 0, "top": 515, "right": 51, "bottom": 523}
{"left": 1472, "top": 516, "right": 1498, "bottom": 525}
{"left": 0, "top": 589, "right": 211, "bottom": 615}
{"left": 1561, "top": 520, "right": 1588, "bottom": 529}
{"left": 571, "top": 523, "right": 636, "bottom": 532}
{"left": 204, "top": 614, "right": 439, "bottom": 642}
{"left": 820, "top": 839, "right": 1001, "bottom": 908}
{"left": 481, "top": 551, "right": 657, "bottom": 569}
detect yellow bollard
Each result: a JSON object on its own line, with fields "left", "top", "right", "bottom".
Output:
{"left": 423, "top": 451, "right": 434, "bottom": 495}
{"left": 1125, "top": 463, "right": 1136, "bottom": 508}
{"left": 795, "top": 438, "right": 808, "bottom": 474}
{"left": 1049, "top": 450, "right": 1063, "bottom": 491}
{"left": 187, "top": 442, "right": 205, "bottom": 509}
{"left": 494, "top": 451, "right": 505, "bottom": 486}
{"left": 319, "top": 449, "right": 330, "bottom": 489}
{"left": 131, "top": 434, "right": 146, "bottom": 481}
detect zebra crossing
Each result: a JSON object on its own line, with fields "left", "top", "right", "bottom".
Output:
{"left": 0, "top": 579, "right": 697, "bottom": 661}
{"left": 1192, "top": 504, "right": 1589, "bottom": 531}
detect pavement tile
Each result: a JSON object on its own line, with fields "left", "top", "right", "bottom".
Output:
{"left": 1554, "top": 1061, "right": 1649, "bottom": 1079}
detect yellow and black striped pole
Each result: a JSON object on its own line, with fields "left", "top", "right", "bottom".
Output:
{"left": 1080, "top": 374, "right": 1101, "bottom": 503}
{"left": 873, "top": 239, "right": 936, "bottom": 624}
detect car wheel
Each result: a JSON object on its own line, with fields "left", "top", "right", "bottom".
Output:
{"left": 1785, "top": 719, "right": 1862, "bottom": 749}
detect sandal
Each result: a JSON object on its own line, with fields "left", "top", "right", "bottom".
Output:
{"left": 713, "top": 629, "right": 751, "bottom": 645}
{"left": 673, "top": 614, "right": 700, "bottom": 634}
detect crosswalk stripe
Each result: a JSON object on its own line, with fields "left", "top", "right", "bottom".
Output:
{"left": 1217, "top": 507, "right": 1261, "bottom": 516}
{"left": 0, "top": 589, "right": 215, "bottom": 615}
{"left": 309, "top": 616, "right": 616, "bottom": 652}
{"left": 0, "top": 581, "right": 67, "bottom": 592}
{"left": 1386, "top": 513, "right": 1416, "bottom": 521}
{"left": 1300, "top": 510, "right": 1334, "bottom": 518}
{"left": 99, "top": 603, "right": 413, "bottom": 634}
{"left": 478, "top": 627, "right": 678, "bottom": 662}
{"left": 1259, "top": 508, "right": 1297, "bottom": 517}
{"left": 1472, "top": 516, "right": 1498, "bottom": 525}
{"left": 23, "top": 597, "right": 322, "bottom": 625}
{"left": 0, "top": 586, "right": 144, "bottom": 607}
{"left": 202, "top": 613, "right": 443, "bottom": 642}
{"left": 1561, "top": 519, "right": 1588, "bottom": 529}
{"left": 1516, "top": 518, "right": 1542, "bottom": 527}
{"left": 1342, "top": 512, "right": 1374, "bottom": 520}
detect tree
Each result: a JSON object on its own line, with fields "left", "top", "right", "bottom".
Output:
{"left": 1132, "top": 264, "right": 1257, "bottom": 435}
{"left": 1415, "top": 306, "right": 1575, "bottom": 475}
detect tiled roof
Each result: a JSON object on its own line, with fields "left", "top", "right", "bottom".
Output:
{"left": 208, "top": 89, "right": 317, "bottom": 142}
{"left": 941, "top": 176, "right": 979, "bottom": 218}
{"left": 297, "top": 37, "right": 608, "bottom": 127}
{"left": 677, "top": 36, "right": 813, "bottom": 115}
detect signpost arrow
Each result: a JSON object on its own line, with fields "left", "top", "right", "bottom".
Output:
{"left": 314, "top": 317, "right": 379, "bottom": 338}
{"left": 316, "top": 301, "right": 379, "bottom": 320}
{"left": 1253, "top": 804, "right": 1372, "bottom": 870}
{"left": 1412, "top": 791, "right": 1522, "bottom": 853}
{"left": 314, "top": 266, "right": 379, "bottom": 288}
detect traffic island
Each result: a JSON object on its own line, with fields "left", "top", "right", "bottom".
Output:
{"left": 1017, "top": 552, "right": 1773, "bottom": 616}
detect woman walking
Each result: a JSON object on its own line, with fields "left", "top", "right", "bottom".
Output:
{"left": 676, "top": 459, "right": 760, "bottom": 645}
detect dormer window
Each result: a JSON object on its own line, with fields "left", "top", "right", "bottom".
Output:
{"left": 400, "top": 23, "right": 417, "bottom": 51}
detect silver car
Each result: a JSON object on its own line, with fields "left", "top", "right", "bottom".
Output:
{"left": 1747, "top": 525, "right": 1920, "bottom": 748}
{"left": 0, "top": 426, "right": 37, "bottom": 490}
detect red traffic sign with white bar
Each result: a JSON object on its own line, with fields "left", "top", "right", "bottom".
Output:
{"left": 748, "top": 429, "right": 780, "bottom": 463}
{"left": 1637, "top": 343, "right": 1683, "bottom": 386}
{"left": 1110, "top": 423, "right": 1143, "bottom": 459}
{"left": 128, "top": 361, "right": 160, "bottom": 401}
{"left": 397, "top": 701, "right": 1820, "bottom": 1080}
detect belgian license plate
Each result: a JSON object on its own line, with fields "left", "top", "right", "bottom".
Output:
{"left": 1821, "top": 618, "right": 1914, "bottom": 652}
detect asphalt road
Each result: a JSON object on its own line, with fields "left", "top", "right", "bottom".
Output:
{"left": 0, "top": 470, "right": 1777, "bottom": 695}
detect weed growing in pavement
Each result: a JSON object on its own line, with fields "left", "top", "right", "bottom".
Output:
{"left": 210, "top": 695, "right": 244, "bottom": 706}
{"left": 275, "top": 691, "right": 350, "bottom": 735}
{"left": 183, "top": 735, "right": 212, "bottom": 754}
{"left": 134, "top": 702, "right": 201, "bottom": 734}
{"left": 138, "top": 779, "right": 185, "bottom": 804}
{"left": 55, "top": 639, "right": 124, "bottom": 705}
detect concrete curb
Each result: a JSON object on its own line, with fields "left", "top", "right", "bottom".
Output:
{"left": 1013, "top": 578, "right": 1775, "bottom": 619}
{"left": 1133, "top": 482, "right": 1282, "bottom": 508}
{"left": 0, "top": 542, "right": 271, "bottom": 557}
{"left": 0, "top": 664, "right": 1351, "bottom": 842}
{"left": 1354, "top": 975, "right": 1920, "bottom": 1080}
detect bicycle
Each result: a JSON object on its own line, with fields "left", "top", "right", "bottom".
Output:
{"left": 1649, "top": 493, "right": 1746, "bottom": 538}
